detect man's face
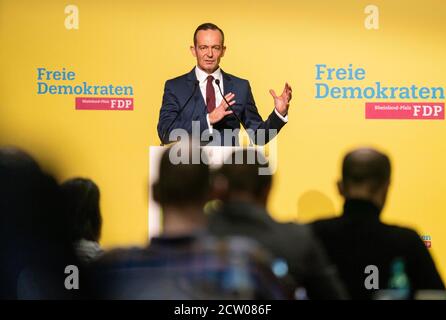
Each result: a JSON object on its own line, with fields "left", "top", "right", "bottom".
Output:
{"left": 191, "top": 29, "right": 226, "bottom": 74}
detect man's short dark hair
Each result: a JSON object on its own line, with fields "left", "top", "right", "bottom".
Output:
{"left": 193, "top": 23, "right": 225, "bottom": 47}
{"left": 153, "top": 147, "right": 210, "bottom": 206}
{"left": 218, "top": 149, "right": 272, "bottom": 196}
{"left": 342, "top": 148, "right": 391, "bottom": 192}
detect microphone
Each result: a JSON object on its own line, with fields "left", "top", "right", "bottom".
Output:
{"left": 214, "top": 78, "right": 248, "bottom": 133}
{"left": 161, "top": 80, "right": 199, "bottom": 146}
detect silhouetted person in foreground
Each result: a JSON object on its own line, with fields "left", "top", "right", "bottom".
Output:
{"left": 208, "top": 149, "right": 349, "bottom": 300}
{"left": 92, "top": 144, "right": 290, "bottom": 299}
{"left": 310, "top": 147, "right": 445, "bottom": 299}
{"left": 61, "top": 178, "right": 103, "bottom": 263}
{"left": 0, "top": 147, "right": 84, "bottom": 299}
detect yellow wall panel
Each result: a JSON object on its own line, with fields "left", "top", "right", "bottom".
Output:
{"left": 1, "top": 0, "right": 444, "bottom": 281}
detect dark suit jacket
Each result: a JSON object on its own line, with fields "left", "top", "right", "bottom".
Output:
{"left": 310, "top": 199, "right": 445, "bottom": 300}
{"left": 208, "top": 201, "right": 349, "bottom": 299}
{"left": 157, "top": 68, "right": 286, "bottom": 146}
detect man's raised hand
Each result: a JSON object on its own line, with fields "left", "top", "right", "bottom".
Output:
{"left": 269, "top": 83, "right": 292, "bottom": 117}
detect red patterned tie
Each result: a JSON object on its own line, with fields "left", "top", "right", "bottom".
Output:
{"left": 206, "top": 75, "right": 216, "bottom": 113}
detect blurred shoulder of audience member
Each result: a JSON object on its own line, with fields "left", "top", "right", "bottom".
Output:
{"left": 92, "top": 233, "right": 293, "bottom": 299}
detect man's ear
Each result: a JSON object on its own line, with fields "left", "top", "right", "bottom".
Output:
{"left": 337, "top": 180, "right": 345, "bottom": 197}
{"left": 190, "top": 45, "right": 197, "bottom": 58}
{"left": 380, "top": 179, "right": 391, "bottom": 199}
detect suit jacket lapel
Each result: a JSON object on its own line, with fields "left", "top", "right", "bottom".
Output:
{"left": 221, "top": 70, "right": 233, "bottom": 96}
{"left": 186, "top": 68, "right": 207, "bottom": 117}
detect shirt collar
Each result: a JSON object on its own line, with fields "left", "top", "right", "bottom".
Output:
{"left": 195, "top": 66, "right": 222, "bottom": 84}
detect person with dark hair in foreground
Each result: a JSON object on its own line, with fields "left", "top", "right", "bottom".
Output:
{"left": 0, "top": 147, "right": 85, "bottom": 299}
{"left": 208, "top": 149, "right": 349, "bottom": 300}
{"left": 92, "top": 145, "right": 292, "bottom": 299}
{"left": 61, "top": 178, "right": 103, "bottom": 263}
{"left": 310, "top": 147, "right": 445, "bottom": 299}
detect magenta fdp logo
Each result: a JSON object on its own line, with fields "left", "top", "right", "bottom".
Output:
{"left": 75, "top": 97, "right": 133, "bottom": 110}
{"left": 421, "top": 235, "right": 432, "bottom": 248}
{"left": 366, "top": 102, "right": 444, "bottom": 120}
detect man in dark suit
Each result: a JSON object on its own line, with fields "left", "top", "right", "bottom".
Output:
{"left": 311, "top": 148, "right": 445, "bottom": 299}
{"left": 208, "top": 149, "right": 349, "bottom": 299}
{"left": 157, "top": 23, "right": 292, "bottom": 146}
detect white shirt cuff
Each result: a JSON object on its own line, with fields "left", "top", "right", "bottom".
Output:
{"left": 206, "top": 114, "right": 213, "bottom": 134}
{"left": 274, "top": 108, "right": 288, "bottom": 123}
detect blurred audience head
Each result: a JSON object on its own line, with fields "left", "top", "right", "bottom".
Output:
{"left": 0, "top": 146, "right": 68, "bottom": 241}
{"left": 338, "top": 147, "right": 391, "bottom": 209}
{"left": 152, "top": 145, "right": 210, "bottom": 235}
{"left": 0, "top": 146, "right": 40, "bottom": 174}
{"left": 215, "top": 149, "right": 272, "bottom": 207}
{"left": 61, "top": 178, "right": 102, "bottom": 242}
{"left": 153, "top": 146, "right": 210, "bottom": 209}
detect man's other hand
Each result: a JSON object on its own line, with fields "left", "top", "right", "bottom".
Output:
{"left": 209, "top": 92, "right": 235, "bottom": 125}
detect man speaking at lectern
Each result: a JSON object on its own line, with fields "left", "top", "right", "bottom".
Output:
{"left": 157, "top": 23, "right": 292, "bottom": 146}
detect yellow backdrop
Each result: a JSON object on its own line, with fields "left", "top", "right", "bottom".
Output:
{"left": 1, "top": 0, "right": 445, "bottom": 281}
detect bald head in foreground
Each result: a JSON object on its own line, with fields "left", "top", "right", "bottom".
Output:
{"left": 339, "top": 148, "right": 391, "bottom": 209}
